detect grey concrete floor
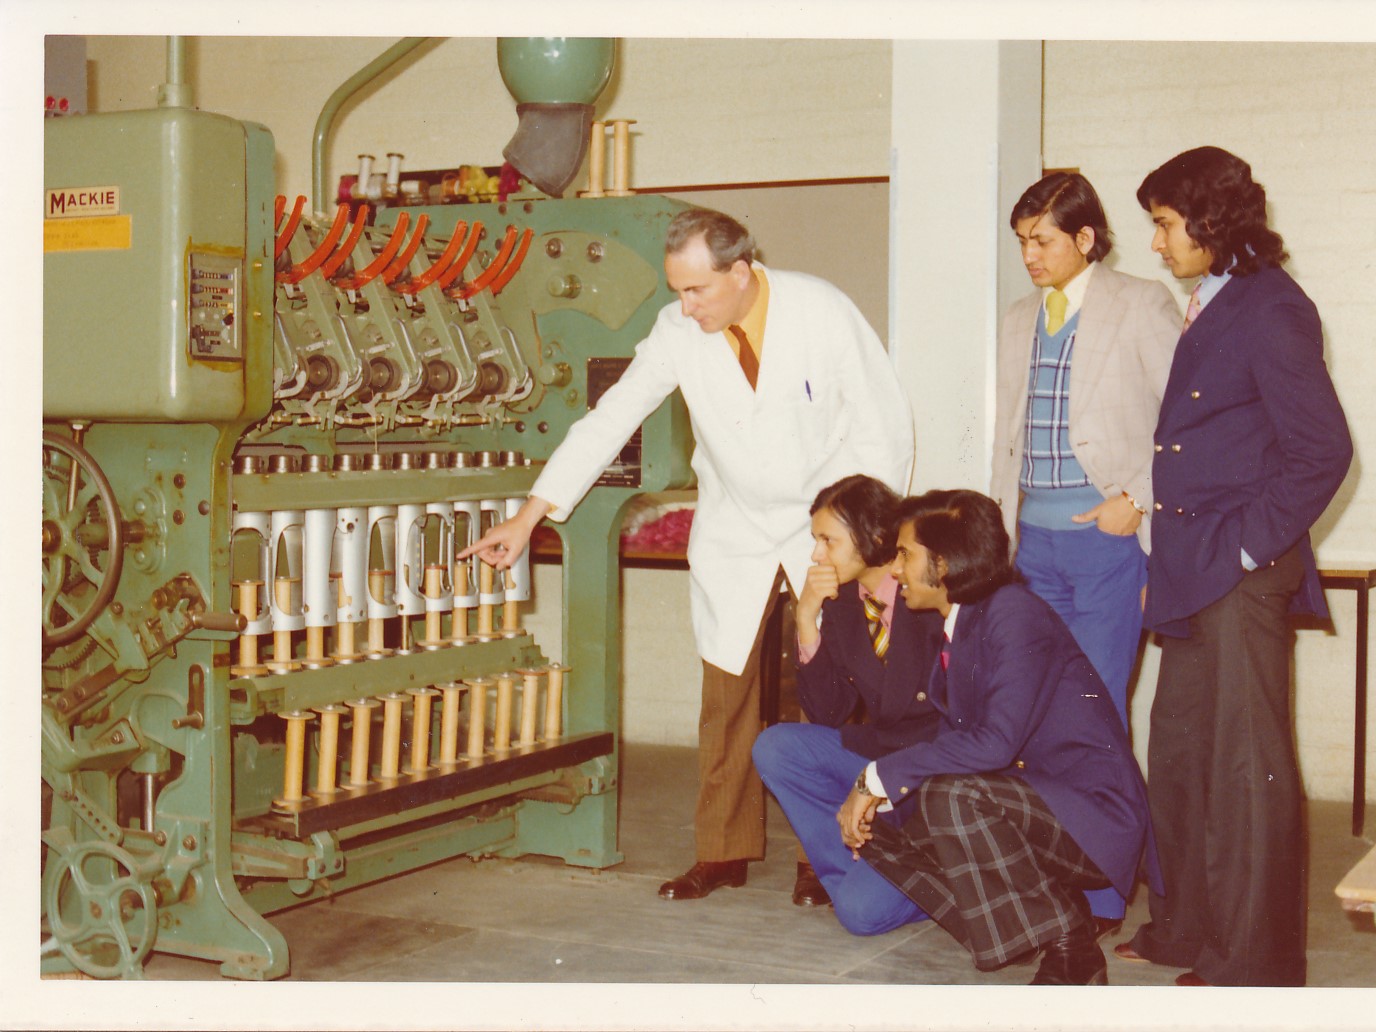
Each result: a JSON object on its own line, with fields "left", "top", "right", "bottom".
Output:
{"left": 139, "top": 742, "right": 1376, "bottom": 992}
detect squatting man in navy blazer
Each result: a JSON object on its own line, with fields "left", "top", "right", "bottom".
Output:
{"left": 752, "top": 475, "right": 945, "bottom": 930}
{"left": 839, "top": 489, "right": 1159, "bottom": 985}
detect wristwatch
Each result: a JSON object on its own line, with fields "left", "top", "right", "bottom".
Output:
{"left": 854, "top": 770, "right": 873, "bottom": 796}
{"left": 1122, "top": 490, "right": 1148, "bottom": 515}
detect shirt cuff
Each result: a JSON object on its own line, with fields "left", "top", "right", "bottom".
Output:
{"left": 796, "top": 635, "right": 820, "bottom": 666}
{"left": 1241, "top": 547, "right": 1258, "bottom": 571}
{"left": 865, "top": 762, "right": 894, "bottom": 813}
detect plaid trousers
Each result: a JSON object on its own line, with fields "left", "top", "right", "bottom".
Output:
{"left": 865, "top": 773, "right": 1109, "bottom": 970}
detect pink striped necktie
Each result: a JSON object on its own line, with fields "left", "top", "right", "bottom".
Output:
{"left": 1182, "top": 283, "right": 1203, "bottom": 333}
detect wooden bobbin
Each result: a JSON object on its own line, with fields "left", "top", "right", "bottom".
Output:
{"left": 230, "top": 580, "right": 268, "bottom": 677}
{"left": 545, "top": 663, "right": 568, "bottom": 740}
{"left": 274, "top": 710, "right": 315, "bottom": 807}
{"left": 265, "top": 576, "right": 302, "bottom": 673}
{"left": 346, "top": 698, "right": 381, "bottom": 787}
{"left": 407, "top": 687, "right": 440, "bottom": 773}
{"left": 419, "top": 564, "right": 449, "bottom": 648}
{"left": 517, "top": 668, "right": 542, "bottom": 746}
{"left": 579, "top": 119, "right": 607, "bottom": 198}
{"left": 606, "top": 119, "right": 637, "bottom": 197}
{"left": 366, "top": 568, "right": 392, "bottom": 658}
{"left": 502, "top": 570, "right": 521, "bottom": 637}
{"left": 333, "top": 573, "right": 363, "bottom": 663}
{"left": 493, "top": 673, "right": 515, "bottom": 751}
{"left": 450, "top": 601, "right": 471, "bottom": 644}
{"left": 437, "top": 681, "right": 463, "bottom": 766}
{"left": 378, "top": 692, "right": 406, "bottom": 780}
{"left": 304, "top": 625, "right": 333, "bottom": 669}
{"left": 477, "top": 563, "right": 496, "bottom": 637}
{"left": 465, "top": 677, "right": 492, "bottom": 758}
{"left": 313, "top": 704, "right": 349, "bottom": 796}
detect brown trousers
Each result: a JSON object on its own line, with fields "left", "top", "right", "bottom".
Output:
{"left": 695, "top": 568, "right": 793, "bottom": 862}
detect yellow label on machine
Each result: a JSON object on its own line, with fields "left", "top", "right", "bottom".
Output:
{"left": 44, "top": 215, "right": 132, "bottom": 252}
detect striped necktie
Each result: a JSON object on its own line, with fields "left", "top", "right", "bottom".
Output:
{"left": 727, "top": 324, "right": 759, "bottom": 390}
{"left": 863, "top": 594, "right": 889, "bottom": 660}
{"left": 1182, "top": 283, "right": 1203, "bottom": 333}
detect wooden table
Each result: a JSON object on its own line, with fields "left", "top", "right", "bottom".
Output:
{"left": 1318, "top": 567, "right": 1376, "bottom": 837}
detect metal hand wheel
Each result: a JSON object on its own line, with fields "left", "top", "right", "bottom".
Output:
{"left": 41, "top": 430, "right": 125, "bottom": 649}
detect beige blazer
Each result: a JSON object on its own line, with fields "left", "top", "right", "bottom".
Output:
{"left": 990, "top": 264, "right": 1180, "bottom": 554}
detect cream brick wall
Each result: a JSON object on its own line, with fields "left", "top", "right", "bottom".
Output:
{"left": 1044, "top": 41, "right": 1376, "bottom": 800}
{"left": 86, "top": 37, "right": 891, "bottom": 204}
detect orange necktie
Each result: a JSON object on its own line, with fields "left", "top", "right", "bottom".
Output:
{"left": 727, "top": 324, "right": 758, "bottom": 390}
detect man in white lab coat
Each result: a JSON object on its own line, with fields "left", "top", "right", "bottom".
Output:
{"left": 462, "top": 208, "right": 913, "bottom": 902}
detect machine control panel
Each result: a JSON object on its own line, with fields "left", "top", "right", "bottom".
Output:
{"left": 188, "top": 252, "right": 242, "bottom": 361}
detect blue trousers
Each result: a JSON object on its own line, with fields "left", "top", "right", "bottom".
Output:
{"left": 1015, "top": 521, "right": 1147, "bottom": 921}
{"left": 752, "top": 722, "right": 928, "bottom": 936}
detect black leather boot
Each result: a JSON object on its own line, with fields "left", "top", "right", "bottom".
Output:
{"left": 1030, "top": 917, "right": 1108, "bottom": 985}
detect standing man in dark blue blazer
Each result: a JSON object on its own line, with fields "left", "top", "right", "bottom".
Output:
{"left": 845, "top": 489, "right": 1157, "bottom": 985}
{"left": 1118, "top": 147, "right": 1352, "bottom": 987}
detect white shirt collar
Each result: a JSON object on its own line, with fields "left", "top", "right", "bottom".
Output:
{"left": 943, "top": 603, "right": 961, "bottom": 641}
{"left": 1041, "top": 260, "right": 1096, "bottom": 321}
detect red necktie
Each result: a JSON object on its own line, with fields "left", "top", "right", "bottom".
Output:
{"left": 940, "top": 633, "right": 951, "bottom": 670}
{"left": 727, "top": 324, "right": 758, "bottom": 390}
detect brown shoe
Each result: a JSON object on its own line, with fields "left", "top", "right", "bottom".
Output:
{"left": 791, "top": 861, "right": 832, "bottom": 907}
{"left": 658, "top": 860, "right": 748, "bottom": 900}
{"left": 1176, "top": 971, "right": 1211, "bottom": 986}
{"left": 1113, "top": 942, "right": 1149, "bottom": 963}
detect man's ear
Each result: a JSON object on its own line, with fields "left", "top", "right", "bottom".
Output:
{"left": 1075, "top": 225, "right": 1095, "bottom": 257}
{"left": 935, "top": 555, "right": 949, "bottom": 580}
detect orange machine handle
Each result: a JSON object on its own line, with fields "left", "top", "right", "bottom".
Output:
{"left": 274, "top": 194, "right": 286, "bottom": 229}
{"left": 274, "top": 195, "right": 306, "bottom": 260}
{"left": 488, "top": 228, "right": 534, "bottom": 295}
{"left": 317, "top": 204, "right": 371, "bottom": 280}
{"left": 379, "top": 214, "right": 431, "bottom": 285}
{"left": 332, "top": 212, "right": 411, "bottom": 291}
{"left": 397, "top": 220, "right": 469, "bottom": 295}
{"left": 455, "top": 226, "right": 518, "bottom": 300}
{"left": 280, "top": 204, "right": 350, "bottom": 285}
{"left": 435, "top": 222, "right": 484, "bottom": 291}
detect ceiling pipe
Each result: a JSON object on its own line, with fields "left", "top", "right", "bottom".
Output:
{"left": 311, "top": 37, "right": 428, "bottom": 215}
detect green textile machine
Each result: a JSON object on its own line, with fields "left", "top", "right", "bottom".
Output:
{"left": 40, "top": 36, "right": 691, "bottom": 979}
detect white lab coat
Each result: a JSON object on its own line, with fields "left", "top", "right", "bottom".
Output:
{"left": 531, "top": 265, "right": 914, "bottom": 675}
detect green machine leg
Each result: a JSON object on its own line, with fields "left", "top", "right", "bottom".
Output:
{"left": 501, "top": 490, "right": 635, "bottom": 869}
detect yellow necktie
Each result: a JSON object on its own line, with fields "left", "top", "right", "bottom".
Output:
{"left": 1045, "top": 289, "right": 1068, "bottom": 335}
{"left": 863, "top": 595, "right": 889, "bottom": 660}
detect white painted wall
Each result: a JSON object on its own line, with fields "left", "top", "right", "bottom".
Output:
{"left": 890, "top": 40, "right": 1042, "bottom": 493}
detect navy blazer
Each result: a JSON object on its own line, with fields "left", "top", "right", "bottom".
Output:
{"left": 873, "top": 583, "right": 1156, "bottom": 898}
{"left": 1146, "top": 266, "right": 1351, "bottom": 634}
{"left": 796, "top": 583, "right": 945, "bottom": 760}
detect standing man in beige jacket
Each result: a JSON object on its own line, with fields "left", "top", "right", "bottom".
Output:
{"left": 990, "top": 171, "right": 1179, "bottom": 934}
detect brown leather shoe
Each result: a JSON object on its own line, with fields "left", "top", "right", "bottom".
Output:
{"left": 791, "top": 861, "right": 832, "bottom": 907}
{"left": 658, "top": 860, "right": 748, "bottom": 900}
{"left": 1113, "top": 942, "right": 1149, "bottom": 963}
{"left": 1176, "top": 970, "right": 1211, "bottom": 986}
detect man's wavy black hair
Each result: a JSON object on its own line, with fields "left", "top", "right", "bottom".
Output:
{"left": 1137, "top": 146, "right": 1287, "bottom": 277}
{"left": 892, "top": 490, "right": 1015, "bottom": 604}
